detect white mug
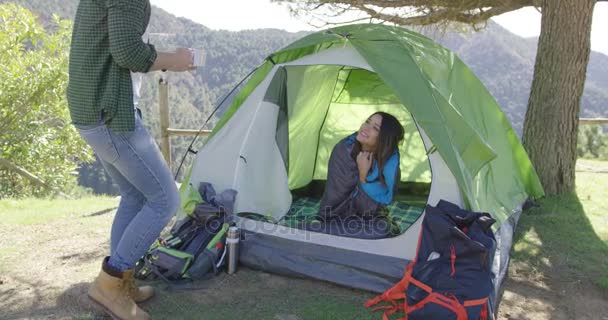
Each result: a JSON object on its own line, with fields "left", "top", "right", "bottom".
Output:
{"left": 191, "top": 48, "right": 206, "bottom": 67}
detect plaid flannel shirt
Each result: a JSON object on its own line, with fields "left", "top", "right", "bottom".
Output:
{"left": 67, "top": 0, "right": 157, "bottom": 132}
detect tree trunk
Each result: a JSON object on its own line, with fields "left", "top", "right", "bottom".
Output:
{"left": 523, "top": 0, "right": 596, "bottom": 195}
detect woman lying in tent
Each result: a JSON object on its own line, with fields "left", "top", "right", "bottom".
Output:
{"left": 300, "top": 112, "right": 405, "bottom": 239}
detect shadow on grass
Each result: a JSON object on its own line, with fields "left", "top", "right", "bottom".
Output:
{"left": 59, "top": 250, "right": 105, "bottom": 265}
{"left": 85, "top": 207, "right": 118, "bottom": 217}
{"left": 0, "top": 277, "right": 106, "bottom": 320}
{"left": 0, "top": 267, "right": 376, "bottom": 320}
{"left": 513, "top": 193, "right": 608, "bottom": 290}
{"left": 54, "top": 282, "right": 110, "bottom": 320}
{"left": 142, "top": 268, "right": 376, "bottom": 320}
{"left": 503, "top": 192, "right": 608, "bottom": 318}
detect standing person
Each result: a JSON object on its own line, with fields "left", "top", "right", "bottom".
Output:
{"left": 67, "top": 1, "right": 195, "bottom": 319}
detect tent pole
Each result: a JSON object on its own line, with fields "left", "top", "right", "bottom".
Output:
{"left": 159, "top": 76, "right": 172, "bottom": 170}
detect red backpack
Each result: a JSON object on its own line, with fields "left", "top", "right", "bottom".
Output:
{"left": 365, "top": 200, "right": 497, "bottom": 320}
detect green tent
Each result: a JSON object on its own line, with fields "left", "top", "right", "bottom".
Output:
{"left": 180, "top": 23, "right": 543, "bottom": 294}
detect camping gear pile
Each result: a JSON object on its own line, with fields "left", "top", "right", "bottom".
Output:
{"left": 134, "top": 183, "right": 237, "bottom": 285}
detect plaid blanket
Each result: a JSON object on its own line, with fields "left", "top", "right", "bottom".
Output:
{"left": 280, "top": 197, "right": 424, "bottom": 234}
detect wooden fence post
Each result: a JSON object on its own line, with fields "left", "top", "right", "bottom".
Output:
{"left": 579, "top": 118, "right": 608, "bottom": 126}
{"left": 159, "top": 76, "right": 172, "bottom": 170}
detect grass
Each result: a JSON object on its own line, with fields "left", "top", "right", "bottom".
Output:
{"left": 0, "top": 196, "right": 119, "bottom": 274}
{"left": 0, "top": 195, "right": 376, "bottom": 319}
{"left": 0, "top": 160, "right": 607, "bottom": 319}
{"left": 0, "top": 196, "right": 119, "bottom": 225}
{"left": 146, "top": 271, "right": 375, "bottom": 320}
{"left": 511, "top": 159, "right": 608, "bottom": 291}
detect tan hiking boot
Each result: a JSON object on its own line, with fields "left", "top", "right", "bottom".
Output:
{"left": 88, "top": 257, "right": 150, "bottom": 320}
{"left": 123, "top": 270, "right": 155, "bottom": 303}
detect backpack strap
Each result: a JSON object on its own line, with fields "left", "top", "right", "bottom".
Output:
{"left": 364, "top": 263, "right": 413, "bottom": 307}
{"left": 147, "top": 242, "right": 227, "bottom": 291}
{"left": 180, "top": 217, "right": 223, "bottom": 257}
{"left": 364, "top": 263, "right": 415, "bottom": 320}
{"left": 464, "top": 298, "right": 489, "bottom": 320}
{"left": 463, "top": 298, "right": 488, "bottom": 307}
{"left": 149, "top": 264, "right": 215, "bottom": 291}
{"left": 364, "top": 223, "right": 427, "bottom": 319}
{"left": 405, "top": 292, "right": 467, "bottom": 320}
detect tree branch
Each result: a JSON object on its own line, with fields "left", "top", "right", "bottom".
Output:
{"left": 275, "top": 0, "right": 535, "bottom": 26}
{"left": 354, "top": 2, "right": 527, "bottom": 25}
{"left": 0, "top": 155, "right": 70, "bottom": 198}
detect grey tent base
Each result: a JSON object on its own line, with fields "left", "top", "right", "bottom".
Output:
{"left": 490, "top": 207, "right": 523, "bottom": 316}
{"left": 239, "top": 230, "right": 408, "bottom": 293}
{"left": 238, "top": 207, "right": 521, "bottom": 317}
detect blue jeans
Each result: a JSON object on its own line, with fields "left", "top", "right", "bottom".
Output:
{"left": 76, "top": 115, "right": 179, "bottom": 271}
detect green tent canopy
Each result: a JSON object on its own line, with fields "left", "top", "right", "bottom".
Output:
{"left": 178, "top": 24, "right": 544, "bottom": 294}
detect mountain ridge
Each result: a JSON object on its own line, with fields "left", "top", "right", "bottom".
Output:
{"left": 3, "top": 0, "right": 606, "bottom": 134}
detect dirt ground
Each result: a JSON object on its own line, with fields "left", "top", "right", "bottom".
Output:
{"left": 498, "top": 262, "right": 608, "bottom": 320}
{"left": 1, "top": 207, "right": 607, "bottom": 320}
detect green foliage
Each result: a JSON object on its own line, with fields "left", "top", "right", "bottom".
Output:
{"left": 0, "top": 4, "right": 92, "bottom": 198}
{"left": 577, "top": 125, "right": 608, "bottom": 160}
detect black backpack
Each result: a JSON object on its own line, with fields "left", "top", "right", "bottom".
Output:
{"left": 365, "top": 200, "right": 497, "bottom": 320}
{"left": 134, "top": 209, "right": 228, "bottom": 284}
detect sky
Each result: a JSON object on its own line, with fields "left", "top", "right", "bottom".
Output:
{"left": 149, "top": 0, "right": 608, "bottom": 55}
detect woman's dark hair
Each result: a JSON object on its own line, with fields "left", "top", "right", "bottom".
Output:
{"left": 352, "top": 112, "right": 405, "bottom": 186}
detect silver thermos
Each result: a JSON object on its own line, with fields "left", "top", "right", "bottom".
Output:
{"left": 226, "top": 226, "right": 239, "bottom": 274}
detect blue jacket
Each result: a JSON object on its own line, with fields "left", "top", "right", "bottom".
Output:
{"left": 345, "top": 134, "right": 399, "bottom": 205}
